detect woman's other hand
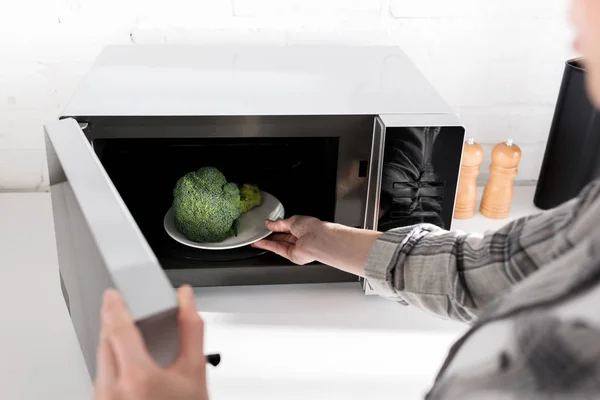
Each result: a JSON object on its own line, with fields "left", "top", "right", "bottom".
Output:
{"left": 94, "top": 285, "right": 209, "bottom": 400}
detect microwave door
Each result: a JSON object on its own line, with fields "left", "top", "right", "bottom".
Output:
{"left": 44, "top": 118, "right": 179, "bottom": 379}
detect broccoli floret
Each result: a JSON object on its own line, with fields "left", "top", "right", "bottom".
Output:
{"left": 173, "top": 167, "right": 242, "bottom": 243}
{"left": 239, "top": 184, "right": 262, "bottom": 214}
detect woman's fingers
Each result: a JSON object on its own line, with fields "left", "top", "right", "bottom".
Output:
{"left": 175, "top": 285, "right": 205, "bottom": 370}
{"left": 264, "top": 218, "right": 294, "bottom": 233}
{"left": 95, "top": 328, "right": 118, "bottom": 388}
{"left": 102, "top": 289, "right": 154, "bottom": 371}
{"left": 252, "top": 238, "right": 293, "bottom": 260}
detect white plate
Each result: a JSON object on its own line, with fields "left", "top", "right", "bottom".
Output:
{"left": 164, "top": 191, "right": 285, "bottom": 250}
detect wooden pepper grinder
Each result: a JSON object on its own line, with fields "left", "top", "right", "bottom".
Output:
{"left": 480, "top": 138, "right": 522, "bottom": 219}
{"left": 454, "top": 137, "right": 484, "bottom": 219}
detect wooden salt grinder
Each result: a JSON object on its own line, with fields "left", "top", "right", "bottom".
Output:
{"left": 454, "top": 137, "right": 484, "bottom": 219}
{"left": 480, "top": 139, "right": 522, "bottom": 219}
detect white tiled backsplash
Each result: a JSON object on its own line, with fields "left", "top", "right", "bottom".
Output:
{"left": 0, "top": 0, "right": 576, "bottom": 191}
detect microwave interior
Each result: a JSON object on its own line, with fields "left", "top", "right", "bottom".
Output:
{"left": 75, "top": 115, "right": 377, "bottom": 287}
{"left": 93, "top": 135, "right": 340, "bottom": 269}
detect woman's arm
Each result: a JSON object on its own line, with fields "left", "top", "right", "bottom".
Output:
{"left": 256, "top": 180, "right": 600, "bottom": 322}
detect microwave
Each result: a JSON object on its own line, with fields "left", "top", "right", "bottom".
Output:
{"left": 45, "top": 45, "right": 465, "bottom": 376}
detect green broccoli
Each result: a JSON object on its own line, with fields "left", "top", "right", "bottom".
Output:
{"left": 172, "top": 167, "right": 263, "bottom": 243}
{"left": 173, "top": 167, "right": 242, "bottom": 243}
{"left": 239, "top": 184, "right": 262, "bottom": 214}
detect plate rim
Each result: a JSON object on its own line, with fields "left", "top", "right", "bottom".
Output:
{"left": 163, "top": 191, "right": 284, "bottom": 250}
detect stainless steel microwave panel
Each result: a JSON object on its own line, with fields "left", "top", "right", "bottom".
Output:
{"left": 61, "top": 44, "right": 454, "bottom": 118}
{"left": 44, "top": 118, "right": 180, "bottom": 379}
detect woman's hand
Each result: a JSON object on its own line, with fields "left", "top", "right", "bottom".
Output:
{"left": 94, "top": 285, "right": 209, "bottom": 400}
{"left": 254, "top": 216, "right": 383, "bottom": 277}
{"left": 252, "top": 216, "right": 322, "bottom": 265}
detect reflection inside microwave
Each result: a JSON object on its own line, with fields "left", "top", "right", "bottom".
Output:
{"left": 378, "top": 126, "right": 463, "bottom": 231}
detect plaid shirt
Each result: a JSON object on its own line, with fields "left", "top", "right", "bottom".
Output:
{"left": 365, "top": 178, "right": 600, "bottom": 399}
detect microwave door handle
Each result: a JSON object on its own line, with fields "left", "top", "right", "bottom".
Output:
{"left": 364, "top": 117, "right": 386, "bottom": 231}
{"left": 362, "top": 118, "right": 386, "bottom": 294}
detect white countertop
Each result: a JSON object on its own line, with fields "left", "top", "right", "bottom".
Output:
{"left": 0, "top": 187, "right": 539, "bottom": 400}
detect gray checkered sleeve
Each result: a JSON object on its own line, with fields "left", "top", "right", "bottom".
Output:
{"left": 364, "top": 180, "right": 600, "bottom": 322}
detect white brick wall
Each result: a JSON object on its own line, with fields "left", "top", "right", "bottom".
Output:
{"left": 0, "top": 0, "right": 576, "bottom": 191}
